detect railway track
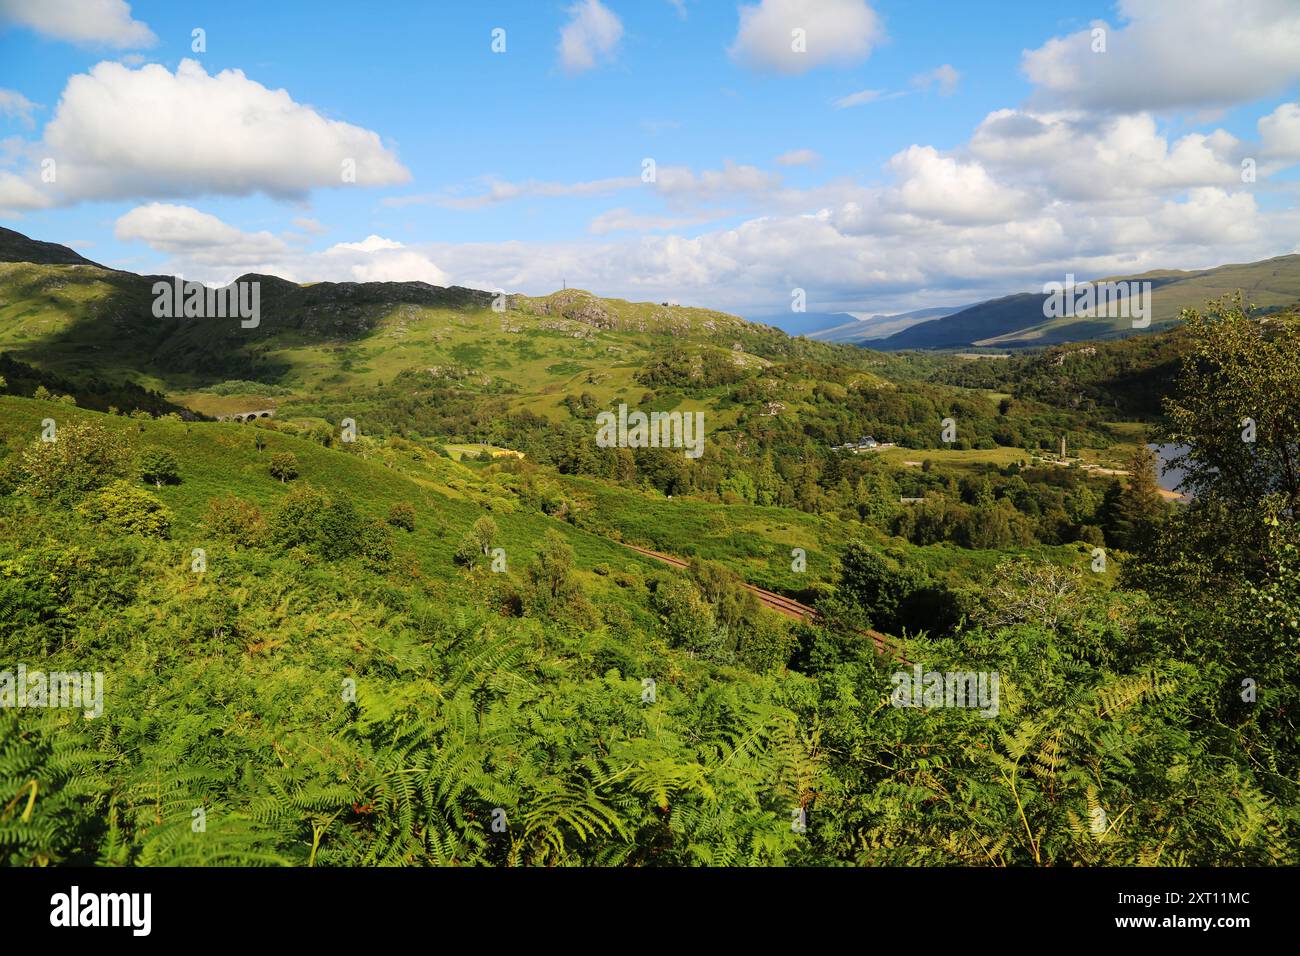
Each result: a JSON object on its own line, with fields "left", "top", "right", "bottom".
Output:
{"left": 620, "top": 543, "right": 907, "bottom": 661}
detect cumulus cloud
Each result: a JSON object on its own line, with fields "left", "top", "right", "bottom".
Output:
{"left": 970, "top": 109, "right": 1244, "bottom": 200}
{"left": 325, "top": 239, "right": 450, "bottom": 286}
{"left": 114, "top": 203, "right": 288, "bottom": 265}
{"left": 1150, "top": 187, "right": 1262, "bottom": 246}
{"left": 110, "top": 204, "right": 451, "bottom": 288}
{"left": 1022, "top": 0, "right": 1300, "bottom": 113}
{"left": 329, "top": 235, "right": 406, "bottom": 253}
{"left": 0, "top": 0, "right": 155, "bottom": 48}
{"left": 1260, "top": 102, "right": 1300, "bottom": 161}
{"left": 884, "top": 145, "right": 1033, "bottom": 224}
{"left": 0, "top": 59, "right": 407, "bottom": 209}
{"left": 729, "top": 0, "right": 883, "bottom": 74}
{"left": 558, "top": 0, "right": 624, "bottom": 73}
{"left": 0, "top": 170, "right": 53, "bottom": 217}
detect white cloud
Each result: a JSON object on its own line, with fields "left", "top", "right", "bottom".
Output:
{"left": 1149, "top": 187, "right": 1262, "bottom": 246}
{"left": 0, "top": 89, "right": 38, "bottom": 127}
{"left": 775, "top": 149, "right": 818, "bottom": 167}
{"left": 729, "top": 0, "right": 883, "bottom": 74}
{"left": 912, "top": 64, "right": 960, "bottom": 96}
{"left": 114, "top": 203, "right": 287, "bottom": 264}
{"left": 1260, "top": 102, "right": 1300, "bottom": 161}
{"left": 329, "top": 235, "right": 405, "bottom": 253}
{"left": 970, "top": 109, "right": 1244, "bottom": 200}
{"left": 0, "top": 170, "right": 53, "bottom": 217}
{"left": 109, "top": 205, "right": 451, "bottom": 288}
{"left": 884, "top": 145, "right": 1033, "bottom": 224}
{"left": 1022, "top": 0, "right": 1300, "bottom": 113}
{"left": 0, "top": 0, "right": 155, "bottom": 48}
{"left": 1, "top": 59, "right": 408, "bottom": 209}
{"left": 330, "top": 247, "right": 450, "bottom": 286}
{"left": 313, "top": 234, "right": 449, "bottom": 287}
{"left": 559, "top": 0, "right": 624, "bottom": 73}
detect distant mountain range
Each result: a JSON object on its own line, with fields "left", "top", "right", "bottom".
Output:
{"left": 746, "top": 311, "right": 855, "bottom": 337}
{"left": 804, "top": 306, "right": 970, "bottom": 344}
{"left": 874, "top": 255, "right": 1300, "bottom": 350}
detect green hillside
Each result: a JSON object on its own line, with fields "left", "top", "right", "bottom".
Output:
{"left": 0, "top": 258, "right": 888, "bottom": 422}
{"left": 880, "top": 254, "right": 1300, "bottom": 349}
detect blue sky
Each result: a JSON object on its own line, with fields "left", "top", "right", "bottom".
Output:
{"left": 2, "top": 0, "right": 1299, "bottom": 324}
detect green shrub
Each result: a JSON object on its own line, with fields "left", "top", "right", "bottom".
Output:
{"left": 386, "top": 501, "right": 416, "bottom": 531}
{"left": 19, "top": 421, "right": 130, "bottom": 501}
{"left": 268, "top": 452, "right": 299, "bottom": 483}
{"left": 268, "top": 485, "right": 385, "bottom": 565}
{"left": 77, "top": 480, "right": 172, "bottom": 537}
{"left": 138, "top": 449, "right": 181, "bottom": 488}
{"left": 203, "top": 495, "right": 267, "bottom": 546}
{"left": 453, "top": 534, "right": 481, "bottom": 567}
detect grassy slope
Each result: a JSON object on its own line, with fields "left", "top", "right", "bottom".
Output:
{"left": 0, "top": 262, "right": 884, "bottom": 432}
{"left": 555, "top": 470, "right": 1109, "bottom": 596}
{"left": 0, "top": 395, "right": 1112, "bottom": 614}
{"left": 879, "top": 255, "right": 1300, "bottom": 349}
{"left": 0, "top": 396, "right": 667, "bottom": 623}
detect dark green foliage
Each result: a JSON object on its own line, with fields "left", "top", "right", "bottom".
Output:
{"left": 1102, "top": 446, "right": 1165, "bottom": 551}
{"left": 386, "top": 501, "right": 416, "bottom": 531}
{"left": 76, "top": 480, "right": 172, "bottom": 537}
{"left": 267, "top": 484, "right": 390, "bottom": 566}
{"left": 18, "top": 421, "right": 130, "bottom": 501}
{"left": 454, "top": 515, "right": 496, "bottom": 566}
{"left": 524, "top": 530, "right": 595, "bottom": 624}
{"left": 268, "top": 452, "right": 299, "bottom": 483}
{"left": 203, "top": 495, "right": 267, "bottom": 546}
{"left": 138, "top": 448, "right": 181, "bottom": 488}
{"left": 0, "top": 712, "right": 105, "bottom": 866}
